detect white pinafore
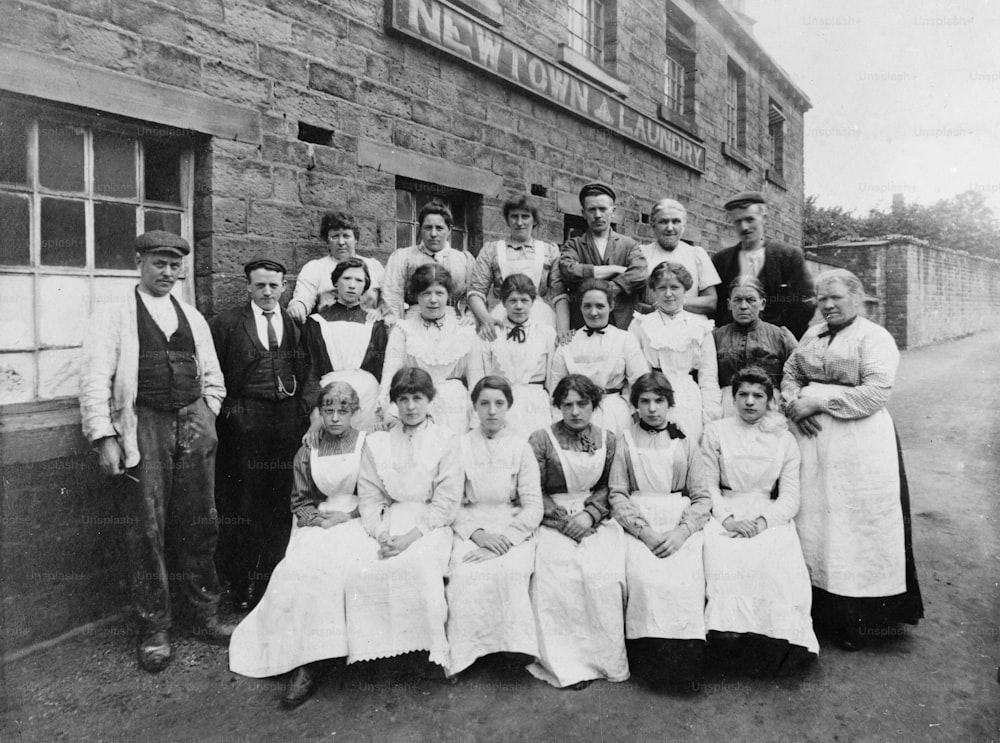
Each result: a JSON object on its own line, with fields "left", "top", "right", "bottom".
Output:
{"left": 703, "top": 420, "right": 818, "bottom": 653}
{"left": 344, "top": 430, "right": 454, "bottom": 668}
{"left": 559, "top": 327, "right": 637, "bottom": 435}
{"left": 527, "top": 428, "right": 629, "bottom": 687}
{"left": 620, "top": 429, "right": 706, "bottom": 641}
{"left": 228, "top": 433, "right": 368, "bottom": 677}
{"left": 486, "top": 323, "right": 555, "bottom": 439}
{"left": 489, "top": 240, "right": 557, "bottom": 328}
{"left": 315, "top": 315, "right": 380, "bottom": 432}
{"left": 445, "top": 434, "right": 539, "bottom": 676}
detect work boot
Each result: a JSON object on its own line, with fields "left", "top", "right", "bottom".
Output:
{"left": 137, "top": 630, "right": 172, "bottom": 673}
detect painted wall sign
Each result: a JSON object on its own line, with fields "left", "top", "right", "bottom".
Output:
{"left": 387, "top": 0, "right": 707, "bottom": 173}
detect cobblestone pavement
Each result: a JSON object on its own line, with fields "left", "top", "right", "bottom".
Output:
{"left": 3, "top": 330, "right": 999, "bottom": 742}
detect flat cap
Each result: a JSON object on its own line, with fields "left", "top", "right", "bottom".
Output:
{"left": 723, "top": 191, "right": 766, "bottom": 211}
{"left": 244, "top": 258, "right": 287, "bottom": 276}
{"left": 135, "top": 230, "right": 190, "bottom": 256}
{"left": 579, "top": 182, "right": 616, "bottom": 205}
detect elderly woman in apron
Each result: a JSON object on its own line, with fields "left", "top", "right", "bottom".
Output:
{"left": 549, "top": 278, "right": 649, "bottom": 436}
{"left": 379, "top": 264, "right": 482, "bottom": 434}
{"left": 702, "top": 366, "right": 818, "bottom": 676}
{"left": 445, "top": 376, "right": 544, "bottom": 677}
{"left": 782, "top": 269, "right": 923, "bottom": 650}
{"left": 608, "top": 371, "right": 711, "bottom": 690}
{"left": 467, "top": 193, "right": 571, "bottom": 343}
{"left": 630, "top": 262, "right": 721, "bottom": 441}
{"left": 346, "top": 367, "right": 463, "bottom": 672}
{"left": 476, "top": 274, "right": 557, "bottom": 439}
{"left": 301, "top": 257, "right": 388, "bottom": 434}
{"left": 229, "top": 381, "right": 371, "bottom": 708}
{"left": 527, "top": 374, "right": 628, "bottom": 689}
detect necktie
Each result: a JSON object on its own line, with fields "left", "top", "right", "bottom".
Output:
{"left": 263, "top": 311, "right": 278, "bottom": 351}
{"left": 584, "top": 326, "right": 606, "bottom": 337}
{"left": 506, "top": 323, "right": 527, "bottom": 343}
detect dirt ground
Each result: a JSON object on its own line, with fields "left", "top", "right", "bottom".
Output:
{"left": 3, "top": 330, "right": 999, "bottom": 742}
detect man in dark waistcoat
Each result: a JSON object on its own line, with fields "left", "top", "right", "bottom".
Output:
{"left": 210, "top": 259, "right": 308, "bottom": 611}
{"left": 79, "top": 231, "right": 232, "bottom": 673}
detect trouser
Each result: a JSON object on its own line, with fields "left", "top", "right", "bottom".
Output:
{"left": 215, "top": 396, "right": 304, "bottom": 593}
{"left": 115, "top": 399, "right": 221, "bottom": 634}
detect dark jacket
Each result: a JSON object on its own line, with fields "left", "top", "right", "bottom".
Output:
{"left": 559, "top": 230, "right": 648, "bottom": 330}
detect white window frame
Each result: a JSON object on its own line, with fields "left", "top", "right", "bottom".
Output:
{"left": 768, "top": 100, "right": 786, "bottom": 177}
{"left": 725, "top": 61, "right": 746, "bottom": 150}
{"left": 663, "top": 53, "right": 686, "bottom": 116}
{"left": 394, "top": 177, "right": 471, "bottom": 253}
{"left": 567, "top": 0, "right": 606, "bottom": 65}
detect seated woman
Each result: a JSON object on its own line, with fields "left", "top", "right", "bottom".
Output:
{"left": 476, "top": 274, "right": 557, "bottom": 439}
{"left": 527, "top": 374, "right": 628, "bottom": 689}
{"left": 549, "top": 278, "right": 649, "bottom": 436}
{"left": 345, "top": 367, "right": 463, "bottom": 673}
{"left": 445, "top": 376, "right": 544, "bottom": 677}
{"left": 301, "top": 257, "right": 388, "bottom": 433}
{"left": 609, "top": 371, "right": 711, "bottom": 690}
{"left": 379, "top": 264, "right": 481, "bottom": 434}
{"left": 228, "top": 381, "right": 370, "bottom": 708}
{"left": 630, "top": 262, "right": 721, "bottom": 441}
{"left": 713, "top": 275, "right": 798, "bottom": 418}
{"left": 702, "top": 366, "right": 818, "bottom": 675}
{"left": 782, "top": 269, "right": 922, "bottom": 649}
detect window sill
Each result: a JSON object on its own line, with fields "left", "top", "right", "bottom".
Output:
{"left": 557, "top": 45, "right": 630, "bottom": 99}
{"left": 722, "top": 142, "right": 753, "bottom": 171}
{"left": 449, "top": 0, "right": 503, "bottom": 26}
{"left": 0, "top": 397, "right": 90, "bottom": 465}
{"left": 657, "top": 104, "right": 700, "bottom": 140}
{"left": 765, "top": 168, "right": 787, "bottom": 190}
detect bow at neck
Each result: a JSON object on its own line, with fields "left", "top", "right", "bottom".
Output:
{"left": 584, "top": 325, "right": 607, "bottom": 337}
{"left": 506, "top": 322, "right": 527, "bottom": 343}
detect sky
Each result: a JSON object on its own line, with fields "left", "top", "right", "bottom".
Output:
{"left": 745, "top": 0, "right": 1000, "bottom": 217}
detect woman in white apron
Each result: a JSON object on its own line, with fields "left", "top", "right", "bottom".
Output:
{"left": 630, "top": 262, "right": 721, "bottom": 442}
{"left": 301, "top": 258, "right": 388, "bottom": 434}
{"left": 608, "top": 371, "right": 711, "bottom": 690}
{"left": 228, "top": 381, "right": 370, "bottom": 708}
{"left": 466, "top": 193, "right": 570, "bottom": 341}
{"left": 347, "top": 367, "right": 464, "bottom": 672}
{"left": 550, "top": 279, "right": 649, "bottom": 436}
{"left": 379, "top": 264, "right": 481, "bottom": 434}
{"left": 702, "top": 366, "right": 818, "bottom": 675}
{"left": 526, "top": 374, "right": 628, "bottom": 689}
{"left": 477, "top": 274, "right": 557, "bottom": 439}
{"left": 445, "top": 376, "right": 544, "bottom": 676}
{"left": 782, "top": 269, "right": 923, "bottom": 650}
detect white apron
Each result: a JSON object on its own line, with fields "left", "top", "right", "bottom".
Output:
{"left": 702, "top": 424, "right": 818, "bottom": 653}
{"left": 527, "top": 428, "right": 629, "bottom": 687}
{"left": 562, "top": 331, "right": 634, "bottom": 435}
{"left": 489, "top": 240, "right": 557, "bottom": 328}
{"left": 229, "top": 434, "right": 368, "bottom": 677}
{"left": 793, "top": 383, "right": 905, "bottom": 597}
{"left": 315, "top": 316, "right": 380, "bottom": 432}
{"left": 344, "top": 433, "right": 453, "bottom": 667}
{"left": 621, "top": 430, "right": 706, "bottom": 641}
{"left": 488, "top": 325, "right": 554, "bottom": 439}
{"left": 445, "top": 436, "right": 539, "bottom": 676}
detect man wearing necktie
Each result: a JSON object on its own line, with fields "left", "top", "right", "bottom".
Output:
{"left": 711, "top": 191, "right": 816, "bottom": 339}
{"left": 210, "top": 259, "right": 308, "bottom": 611}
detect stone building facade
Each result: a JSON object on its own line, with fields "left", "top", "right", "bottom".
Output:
{"left": 0, "top": 0, "right": 808, "bottom": 652}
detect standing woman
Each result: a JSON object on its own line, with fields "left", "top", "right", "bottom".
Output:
{"left": 713, "top": 275, "right": 798, "bottom": 418}
{"left": 782, "top": 269, "right": 923, "bottom": 649}
{"left": 527, "top": 374, "right": 628, "bottom": 689}
{"left": 228, "top": 382, "right": 370, "bottom": 708}
{"left": 609, "top": 371, "right": 711, "bottom": 689}
{"left": 346, "top": 367, "right": 463, "bottom": 671}
{"left": 630, "top": 262, "right": 721, "bottom": 441}
{"left": 476, "top": 274, "right": 557, "bottom": 439}
{"left": 445, "top": 376, "right": 544, "bottom": 677}
{"left": 301, "top": 258, "right": 388, "bottom": 433}
{"left": 549, "top": 278, "right": 649, "bottom": 436}
{"left": 379, "top": 264, "right": 482, "bottom": 434}
{"left": 467, "top": 194, "right": 571, "bottom": 342}
{"left": 702, "top": 366, "right": 818, "bottom": 675}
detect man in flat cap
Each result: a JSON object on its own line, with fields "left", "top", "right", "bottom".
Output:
{"left": 210, "top": 259, "right": 307, "bottom": 611}
{"left": 639, "top": 198, "right": 720, "bottom": 317}
{"left": 712, "top": 191, "right": 815, "bottom": 338}
{"left": 559, "top": 182, "right": 647, "bottom": 330}
{"left": 79, "top": 231, "right": 232, "bottom": 673}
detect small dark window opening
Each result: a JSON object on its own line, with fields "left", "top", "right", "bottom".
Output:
{"left": 530, "top": 184, "right": 549, "bottom": 197}
{"left": 297, "top": 122, "right": 334, "bottom": 146}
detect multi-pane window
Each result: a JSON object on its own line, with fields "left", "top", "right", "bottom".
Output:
{"left": 725, "top": 60, "right": 747, "bottom": 150}
{"left": 768, "top": 100, "right": 786, "bottom": 178}
{"left": 0, "top": 97, "right": 194, "bottom": 404}
{"left": 394, "top": 177, "right": 470, "bottom": 252}
{"left": 567, "top": 0, "right": 605, "bottom": 65}
{"left": 663, "top": 53, "right": 686, "bottom": 116}
{"left": 663, "top": 3, "right": 696, "bottom": 121}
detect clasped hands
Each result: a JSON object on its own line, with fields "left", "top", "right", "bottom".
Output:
{"left": 377, "top": 528, "right": 420, "bottom": 559}
{"left": 465, "top": 529, "right": 513, "bottom": 563}
{"left": 722, "top": 515, "right": 767, "bottom": 539}
{"left": 784, "top": 396, "right": 825, "bottom": 438}
{"left": 639, "top": 524, "right": 689, "bottom": 557}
